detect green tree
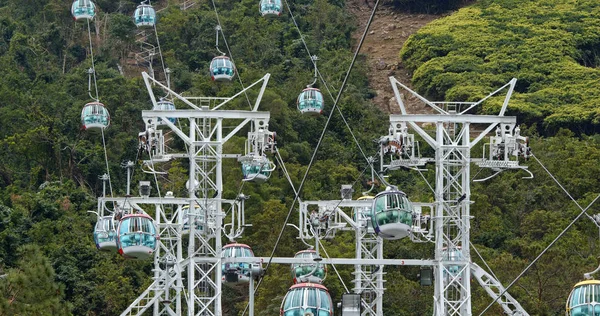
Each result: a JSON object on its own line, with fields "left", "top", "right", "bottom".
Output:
{"left": 0, "top": 244, "right": 71, "bottom": 315}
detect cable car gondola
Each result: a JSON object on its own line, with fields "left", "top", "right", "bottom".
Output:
{"left": 116, "top": 213, "right": 158, "bottom": 260}
{"left": 370, "top": 188, "right": 413, "bottom": 240}
{"left": 352, "top": 195, "right": 374, "bottom": 232}
{"left": 566, "top": 280, "right": 600, "bottom": 316}
{"left": 222, "top": 243, "right": 259, "bottom": 283}
{"left": 443, "top": 247, "right": 463, "bottom": 277}
{"left": 241, "top": 156, "right": 275, "bottom": 183}
{"left": 133, "top": 2, "right": 156, "bottom": 27}
{"left": 182, "top": 204, "right": 214, "bottom": 234}
{"left": 154, "top": 99, "right": 176, "bottom": 125}
{"left": 81, "top": 101, "right": 110, "bottom": 131}
{"left": 297, "top": 87, "right": 324, "bottom": 115}
{"left": 71, "top": 0, "right": 96, "bottom": 21}
{"left": 259, "top": 0, "right": 283, "bottom": 17}
{"left": 280, "top": 283, "right": 334, "bottom": 316}
{"left": 93, "top": 215, "right": 117, "bottom": 252}
{"left": 210, "top": 56, "right": 235, "bottom": 81}
{"left": 291, "top": 249, "right": 327, "bottom": 284}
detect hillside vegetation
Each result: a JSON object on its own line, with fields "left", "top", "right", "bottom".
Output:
{"left": 400, "top": 0, "right": 600, "bottom": 134}
{"left": 0, "top": 0, "right": 598, "bottom": 315}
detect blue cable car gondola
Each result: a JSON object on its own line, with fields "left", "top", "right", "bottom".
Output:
{"left": 297, "top": 87, "right": 324, "bottom": 115}
{"left": 210, "top": 56, "right": 235, "bottom": 81}
{"left": 241, "top": 156, "right": 275, "bottom": 183}
{"left": 259, "top": 0, "right": 282, "bottom": 17}
{"left": 370, "top": 188, "right": 413, "bottom": 240}
{"left": 291, "top": 249, "right": 327, "bottom": 284}
{"left": 81, "top": 101, "right": 110, "bottom": 131}
{"left": 567, "top": 280, "right": 600, "bottom": 316}
{"left": 116, "top": 213, "right": 158, "bottom": 260}
{"left": 93, "top": 215, "right": 117, "bottom": 252}
{"left": 280, "top": 283, "right": 333, "bottom": 316}
{"left": 154, "top": 99, "right": 177, "bottom": 125}
{"left": 71, "top": 0, "right": 96, "bottom": 21}
{"left": 133, "top": 2, "right": 156, "bottom": 27}
{"left": 222, "top": 243, "right": 258, "bottom": 283}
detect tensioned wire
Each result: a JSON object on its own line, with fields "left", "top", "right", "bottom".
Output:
{"left": 276, "top": 145, "right": 358, "bottom": 295}
{"left": 240, "top": 2, "right": 383, "bottom": 315}
{"left": 85, "top": 16, "right": 113, "bottom": 197}
{"left": 153, "top": 20, "right": 169, "bottom": 87}
{"left": 479, "top": 153, "right": 600, "bottom": 315}
{"left": 283, "top": 0, "right": 389, "bottom": 186}
{"left": 148, "top": 0, "right": 170, "bottom": 88}
{"left": 86, "top": 18, "right": 100, "bottom": 102}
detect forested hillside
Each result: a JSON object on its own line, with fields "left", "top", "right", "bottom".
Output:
{"left": 0, "top": 0, "right": 599, "bottom": 315}
{"left": 400, "top": 0, "right": 600, "bottom": 134}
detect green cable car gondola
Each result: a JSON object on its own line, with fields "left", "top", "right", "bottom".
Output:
{"left": 370, "top": 188, "right": 413, "bottom": 240}
{"left": 291, "top": 249, "right": 327, "bottom": 284}
{"left": 241, "top": 156, "right": 275, "bottom": 183}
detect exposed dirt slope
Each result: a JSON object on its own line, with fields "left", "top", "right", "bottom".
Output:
{"left": 347, "top": 1, "right": 442, "bottom": 113}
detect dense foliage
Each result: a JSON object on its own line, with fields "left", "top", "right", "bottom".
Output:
{"left": 400, "top": 0, "right": 600, "bottom": 134}
{"left": 0, "top": 0, "right": 598, "bottom": 315}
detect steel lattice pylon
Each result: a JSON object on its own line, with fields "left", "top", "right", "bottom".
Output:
{"left": 387, "top": 76, "right": 529, "bottom": 316}
{"left": 100, "top": 72, "right": 272, "bottom": 316}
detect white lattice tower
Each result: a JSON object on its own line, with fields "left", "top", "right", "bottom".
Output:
{"left": 353, "top": 230, "right": 384, "bottom": 316}
{"left": 389, "top": 76, "right": 521, "bottom": 316}
{"left": 298, "top": 199, "right": 385, "bottom": 316}
{"left": 111, "top": 72, "right": 271, "bottom": 316}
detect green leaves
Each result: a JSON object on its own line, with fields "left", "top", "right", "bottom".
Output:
{"left": 400, "top": 0, "right": 600, "bottom": 133}
{"left": 0, "top": 244, "right": 71, "bottom": 316}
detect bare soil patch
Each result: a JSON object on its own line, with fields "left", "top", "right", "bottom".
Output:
{"left": 347, "top": 1, "right": 442, "bottom": 113}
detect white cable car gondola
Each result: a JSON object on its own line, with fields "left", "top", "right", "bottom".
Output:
{"left": 71, "top": 0, "right": 96, "bottom": 21}
{"left": 222, "top": 243, "right": 259, "bottom": 283}
{"left": 566, "top": 280, "right": 600, "bottom": 316}
{"left": 154, "top": 99, "right": 176, "bottom": 125}
{"left": 259, "top": 0, "right": 282, "bottom": 17}
{"left": 370, "top": 188, "right": 413, "bottom": 240}
{"left": 133, "top": 1, "right": 156, "bottom": 27}
{"left": 81, "top": 101, "right": 110, "bottom": 131}
{"left": 210, "top": 56, "right": 236, "bottom": 81}
{"left": 93, "top": 215, "right": 117, "bottom": 252}
{"left": 116, "top": 213, "right": 158, "bottom": 260}
{"left": 291, "top": 249, "right": 327, "bottom": 284}
{"left": 297, "top": 87, "right": 324, "bottom": 115}
{"left": 280, "top": 283, "right": 334, "bottom": 316}
{"left": 241, "top": 156, "right": 275, "bottom": 183}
